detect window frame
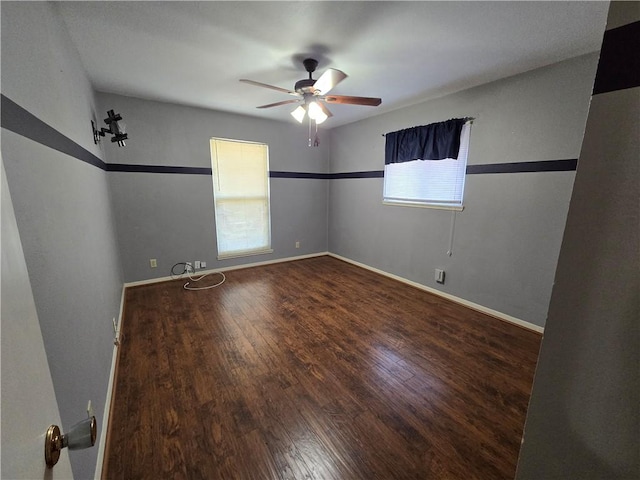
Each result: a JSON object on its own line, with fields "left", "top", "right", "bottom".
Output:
{"left": 210, "top": 137, "right": 273, "bottom": 260}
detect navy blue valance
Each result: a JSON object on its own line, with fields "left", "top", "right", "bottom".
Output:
{"left": 385, "top": 118, "right": 467, "bottom": 165}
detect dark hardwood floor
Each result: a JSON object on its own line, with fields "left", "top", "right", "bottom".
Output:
{"left": 104, "top": 256, "right": 541, "bottom": 479}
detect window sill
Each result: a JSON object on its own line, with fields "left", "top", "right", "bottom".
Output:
{"left": 217, "top": 248, "right": 274, "bottom": 261}
{"left": 383, "top": 200, "right": 464, "bottom": 211}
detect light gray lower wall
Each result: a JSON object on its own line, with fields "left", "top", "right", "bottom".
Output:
{"left": 516, "top": 2, "right": 640, "bottom": 477}
{"left": 329, "top": 53, "right": 600, "bottom": 327}
{"left": 97, "top": 92, "right": 329, "bottom": 282}
{"left": 1, "top": 3, "right": 124, "bottom": 478}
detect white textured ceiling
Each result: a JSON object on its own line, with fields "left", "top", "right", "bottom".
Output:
{"left": 55, "top": 1, "right": 609, "bottom": 128}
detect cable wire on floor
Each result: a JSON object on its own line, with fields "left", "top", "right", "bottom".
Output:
{"left": 170, "top": 262, "right": 226, "bottom": 291}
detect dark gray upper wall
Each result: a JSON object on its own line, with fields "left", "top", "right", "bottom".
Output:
{"left": 328, "top": 53, "right": 600, "bottom": 327}
{"left": 1, "top": 2, "right": 124, "bottom": 478}
{"left": 97, "top": 92, "right": 329, "bottom": 282}
{"left": 516, "top": 2, "right": 640, "bottom": 477}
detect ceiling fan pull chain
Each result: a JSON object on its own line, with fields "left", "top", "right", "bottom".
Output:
{"left": 314, "top": 122, "right": 320, "bottom": 147}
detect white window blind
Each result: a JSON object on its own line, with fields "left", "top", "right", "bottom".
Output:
{"left": 383, "top": 122, "right": 471, "bottom": 209}
{"left": 210, "top": 138, "right": 272, "bottom": 259}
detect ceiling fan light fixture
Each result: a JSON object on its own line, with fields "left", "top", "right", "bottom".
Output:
{"left": 307, "top": 101, "right": 323, "bottom": 120}
{"left": 314, "top": 110, "right": 328, "bottom": 124}
{"left": 291, "top": 105, "right": 306, "bottom": 123}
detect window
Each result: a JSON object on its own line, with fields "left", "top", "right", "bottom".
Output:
{"left": 383, "top": 121, "right": 471, "bottom": 210}
{"left": 210, "top": 138, "right": 272, "bottom": 259}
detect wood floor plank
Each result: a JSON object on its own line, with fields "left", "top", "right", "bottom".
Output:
{"left": 104, "top": 256, "right": 541, "bottom": 479}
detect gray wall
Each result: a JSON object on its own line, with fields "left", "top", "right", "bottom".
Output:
{"left": 516, "top": 1, "right": 640, "bottom": 477}
{"left": 328, "top": 53, "right": 600, "bottom": 327}
{"left": 97, "top": 92, "right": 329, "bottom": 282}
{"left": 1, "top": 2, "right": 124, "bottom": 478}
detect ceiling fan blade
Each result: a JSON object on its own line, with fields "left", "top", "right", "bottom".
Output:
{"left": 323, "top": 95, "right": 382, "bottom": 106}
{"left": 256, "top": 99, "right": 301, "bottom": 109}
{"left": 240, "top": 79, "right": 298, "bottom": 96}
{"left": 313, "top": 68, "right": 347, "bottom": 95}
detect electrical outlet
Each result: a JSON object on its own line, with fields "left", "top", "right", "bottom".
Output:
{"left": 194, "top": 260, "right": 201, "bottom": 269}
{"left": 150, "top": 258, "right": 157, "bottom": 268}
{"left": 186, "top": 262, "right": 193, "bottom": 273}
{"left": 87, "top": 400, "right": 94, "bottom": 418}
{"left": 435, "top": 269, "right": 445, "bottom": 284}
{"left": 201, "top": 261, "right": 206, "bottom": 268}
{"left": 295, "top": 241, "right": 300, "bottom": 248}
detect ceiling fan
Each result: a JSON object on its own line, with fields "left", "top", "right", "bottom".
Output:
{"left": 240, "top": 58, "right": 382, "bottom": 125}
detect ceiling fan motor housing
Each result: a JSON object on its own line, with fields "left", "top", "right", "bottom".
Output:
{"left": 295, "top": 78, "right": 317, "bottom": 94}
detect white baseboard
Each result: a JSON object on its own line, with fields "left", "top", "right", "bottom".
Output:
{"left": 328, "top": 253, "right": 544, "bottom": 334}
{"left": 124, "top": 251, "right": 330, "bottom": 288}
{"left": 94, "top": 285, "right": 126, "bottom": 479}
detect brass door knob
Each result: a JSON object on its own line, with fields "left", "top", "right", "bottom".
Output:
{"left": 45, "top": 416, "right": 97, "bottom": 468}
